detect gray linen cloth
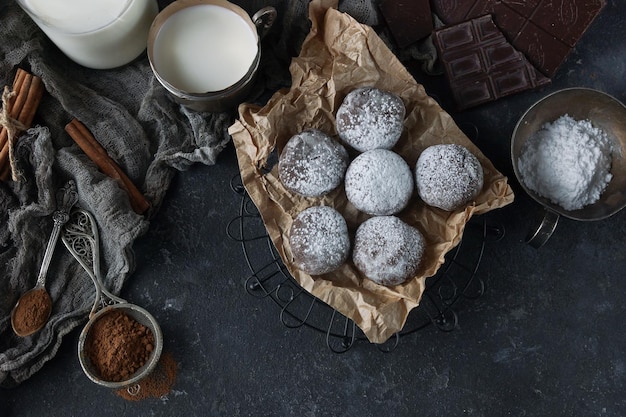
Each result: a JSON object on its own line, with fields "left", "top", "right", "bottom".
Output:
{"left": 0, "top": 0, "right": 435, "bottom": 387}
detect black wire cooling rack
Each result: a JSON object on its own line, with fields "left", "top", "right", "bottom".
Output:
{"left": 226, "top": 173, "right": 505, "bottom": 353}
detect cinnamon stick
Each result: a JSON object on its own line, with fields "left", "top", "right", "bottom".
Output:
{"left": 64, "top": 118, "right": 151, "bottom": 215}
{"left": 0, "top": 68, "right": 45, "bottom": 181}
{"left": 0, "top": 130, "right": 10, "bottom": 177}
{"left": 18, "top": 76, "right": 44, "bottom": 129}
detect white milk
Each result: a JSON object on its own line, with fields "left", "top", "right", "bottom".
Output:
{"left": 152, "top": 5, "right": 259, "bottom": 93}
{"left": 17, "top": 0, "right": 158, "bottom": 69}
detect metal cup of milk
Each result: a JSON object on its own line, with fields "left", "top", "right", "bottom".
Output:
{"left": 147, "top": 0, "right": 277, "bottom": 112}
{"left": 16, "top": 0, "right": 159, "bottom": 69}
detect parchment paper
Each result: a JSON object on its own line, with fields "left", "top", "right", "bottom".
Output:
{"left": 229, "top": 0, "right": 514, "bottom": 343}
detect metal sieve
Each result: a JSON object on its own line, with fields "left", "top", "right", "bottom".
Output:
{"left": 511, "top": 88, "right": 626, "bottom": 247}
{"left": 61, "top": 208, "right": 163, "bottom": 389}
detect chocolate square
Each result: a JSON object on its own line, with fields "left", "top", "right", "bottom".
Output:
{"left": 466, "top": 0, "right": 502, "bottom": 18}
{"left": 489, "top": 3, "right": 526, "bottom": 35}
{"left": 501, "top": 0, "right": 541, "bottom": 18}
{"left": 430, "top": 0, "right": 475, "bottom": 24}
{"left": 433, "top": 15, "right": 550, "bottom": 110}
{"left": 531, "top": 0, "right": 606, "bottom": 47}
{"left": 514, "top": 20, "right": 573, "bottom": 77}
{"left": 379, "top": 0, "right": 434, "bottom": 48}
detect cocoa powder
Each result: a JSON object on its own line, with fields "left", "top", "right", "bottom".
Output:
{"left": 115, "top": 351, "right": 178, "bottom": 401}
{"left": 12, "top": 287, "right": 52, "bottom": 336}
{"left": 85, "top": 309, "right": 155, "bottom": 382}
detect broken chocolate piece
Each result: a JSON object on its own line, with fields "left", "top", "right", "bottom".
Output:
{"left": 379, "top": 0, "right": 433, "bottom": 48}
{"left": 433, "top": 14, "right": 550, "bottom": 110}
{"left": 431, "top": 0, "right": 606, "bottom": 77}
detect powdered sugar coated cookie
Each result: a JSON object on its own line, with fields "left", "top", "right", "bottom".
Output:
{"left": 279, "top": 129, "right": 349, "bottom": 197}
{"left": 415, "top": 144, "right": 484, "bottom": 211}
{"left": 335, "top": 87, "right": 405, "bottom": 152}
{"left": 289, "top": 206, "right": 350, "bottom": 275}
{"left": 344, "top": 149, "right": 414, "bottom": 215}
{"left": 353, "top": 216, "right": 425, "bottom": 286}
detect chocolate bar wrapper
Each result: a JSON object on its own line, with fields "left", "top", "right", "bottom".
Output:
{"left": 229, "top": 0, "right": 514, "bottom": 343}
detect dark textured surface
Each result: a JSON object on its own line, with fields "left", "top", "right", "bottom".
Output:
{"left": 2, "top": 1, "right": 626, "bottom": 416}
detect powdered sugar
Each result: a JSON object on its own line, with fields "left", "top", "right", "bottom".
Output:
{"left": 289, "top": 206, "right": 350, "bottom": 275}
{"left": 517, "top": 115, "right": 613, "bottom": 211}
{"left": 335, "top": 87, "right": 405, "bottom": 152}
{"left": 353, "top": 216, "right": 425, "bottom": 286}
{"left": 344, "top": 149, "right": 414, "bottom": 215}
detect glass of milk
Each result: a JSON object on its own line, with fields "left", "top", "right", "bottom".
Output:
{"left": 16, "top": 0, "right": 159, "bottom": 69}
{"left": 147, "top": 0, "right": 277, "bottom": 112}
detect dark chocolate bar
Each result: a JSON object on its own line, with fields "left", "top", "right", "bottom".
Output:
{"left": 379, "top": 0, "right": 434, "bottom": 48}
{"left": 433, "top": 14, "right": 550, "bottom": 110}
{"left": 431, "top": 0, "right": 606, "bottom": 77}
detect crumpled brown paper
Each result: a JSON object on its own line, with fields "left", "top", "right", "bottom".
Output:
{"left": 229, "top": 0, "right": 514, "bottom": 343}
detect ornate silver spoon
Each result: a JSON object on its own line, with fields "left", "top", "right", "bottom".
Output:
{"left": 11, "top": 180, "right": 77, "bottom": 337}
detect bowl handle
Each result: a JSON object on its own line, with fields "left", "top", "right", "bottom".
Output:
{"left": 526, "top": 208, "right": 560, "bottom": 248}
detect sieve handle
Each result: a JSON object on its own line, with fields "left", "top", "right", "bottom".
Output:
{"left": 253, "top": 6, "right": 277, "bottom": 39}
{"left": 61, "top": 208, "right": 126, "bottom": 318}
{"left": 525, "top": 208, "right": 560, "bottom": 249}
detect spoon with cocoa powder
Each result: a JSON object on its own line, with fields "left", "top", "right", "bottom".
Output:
{"left": 11, "top": 180, "right": 78, "bottom": 337}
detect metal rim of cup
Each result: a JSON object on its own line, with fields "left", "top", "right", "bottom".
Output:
{"left": 77, "top": 303, "right": 163, "bottom": 389}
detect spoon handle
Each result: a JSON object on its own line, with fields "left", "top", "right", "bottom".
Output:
{"left": 35, "top": 180, "right": 78, "bottom": 288}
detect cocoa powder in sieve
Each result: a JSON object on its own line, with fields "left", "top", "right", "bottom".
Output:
{"left": 12, "top": 287, "right": 52, "bottom": 336}
{"left": 85, "top": 309, "right": 155, "bottom": 382}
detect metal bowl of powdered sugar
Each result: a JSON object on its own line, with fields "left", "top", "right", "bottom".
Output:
{"left": 511, "top": 88, "right": 626, "bottom": 247}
